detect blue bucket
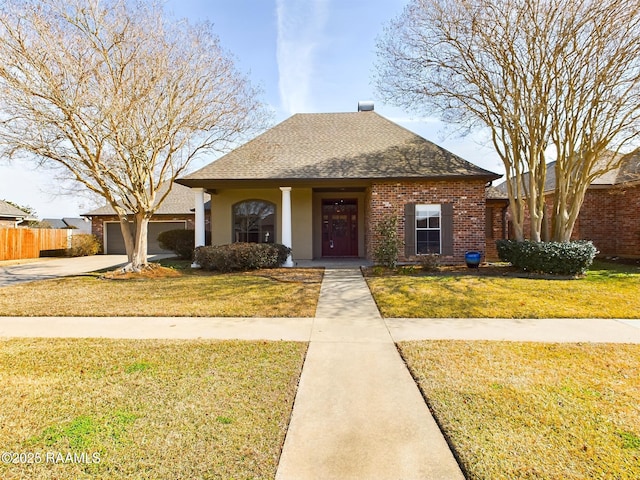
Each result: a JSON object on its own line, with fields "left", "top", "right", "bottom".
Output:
{"left": 465, "top": 251, "right": 482, "bottom": 268}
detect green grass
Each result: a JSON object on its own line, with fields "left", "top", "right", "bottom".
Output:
{"left": 399, "top": 341, "right": 640, "bottom": 480}
{"left": 366, "top": 261, "right": 640, "bottom": 318}
{"left": 0, "top": 268, "right": 323, "bottom": 317}
{"left": 0, "top": 338, "right": 307, "bottom": 479}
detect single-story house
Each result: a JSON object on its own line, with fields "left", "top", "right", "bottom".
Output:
{"left": 41, "top": 217, "right": 92, "bottom": 234}
{"left": 0, "top": 200, "right": 31, "bottom": 227}
{"left": 568, "top": 149, "right": 639, "bottom": 256}
{"left": 491, "top": 148, "right": 640, "bottom": 257}
{"left": 176, "top": 106, "right": 501, "bottom": 264}
{"left": 82, "top": 183, "right": 211, "bottom": 254}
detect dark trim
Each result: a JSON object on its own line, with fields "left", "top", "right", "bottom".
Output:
{"left": 441, "top": 203, "right": 454, "bottom": 256}
{"left": 404, "top": 203, "right": 416, "bottom": 258}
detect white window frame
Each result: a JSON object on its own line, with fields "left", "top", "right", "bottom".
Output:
{"left": 415, "top": 204, "right": 441, "bottom": 255}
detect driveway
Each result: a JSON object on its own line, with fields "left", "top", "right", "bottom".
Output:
{"left": 0, "top": 255, "right": 133, "bottom": 287}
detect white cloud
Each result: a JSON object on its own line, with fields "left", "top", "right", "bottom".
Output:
{"left": 276, "top": 0, "right": 329, "bottom": 115}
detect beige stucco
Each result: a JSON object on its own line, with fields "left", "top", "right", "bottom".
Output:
{"left": 209, "top": 188, "right": 314, "bottom": 260}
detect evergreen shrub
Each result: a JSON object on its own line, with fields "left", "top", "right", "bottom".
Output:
{"left": 496, "top": 240, "right": 598, "bottom": 275}
{"left": 193, "top": 243, "right": 291, "bottom": 272}
{"left": 157, "top": 229, "right": 195, "bottom": 259}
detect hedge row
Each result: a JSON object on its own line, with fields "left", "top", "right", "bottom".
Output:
{"left": 496, "top": 240, "right": 598, "bottom": 275}
{"left": 193, "top": 243, "right": 291, "bottom": 272}
{"left": 157, "top": 229, "right": 195, "bottom": 259}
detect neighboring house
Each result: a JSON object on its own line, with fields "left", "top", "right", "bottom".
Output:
{"left": 82, "top": 183, "right": 211, "bottom": 254}
{"left": 563, "top": 149, "right": 639, "bottom": 256}
{"left": 492, "top": 148, "right": 640, "bottom": 257}
{"left": 0, "top": 200, "right": 31, "bottom": 227}
{"left": 176, "top": 107, "right": 501, "bottom": 264}
{"left": 41, "top": 217, "right": 92, "bottom": 234}
{"left": 485, "top": 186, "right": 510, "bottom": 260}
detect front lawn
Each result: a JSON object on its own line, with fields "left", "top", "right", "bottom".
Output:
{"left": 0, "top": 338, "right": 307, "bottom": 480}
{"left": 366, "top": 261, "right": 640, "bottom": 318}
{"left": 0, "top": 267, "right": 323, "bottom": 317}
{"left": 399, "top": 341, "right": 640, "bottom": 480}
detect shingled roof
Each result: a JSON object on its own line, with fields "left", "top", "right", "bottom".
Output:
{"left": 177, "top": 112, "right": 499, "bottom": 187}
{"left": 0, "top": 199, "right": 29, "bottom": 219}
{"left": 83, "top": 183, "right": 207, "bottom": 216}
{"left": 491, "top": 148, "right": 640, "bottom": 198}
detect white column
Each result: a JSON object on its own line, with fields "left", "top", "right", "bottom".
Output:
{"left": 280, "top": 187, "right": 294, "bottom": 267}
{"left": 192, "top": 187, "right": 205, "bottom": 268}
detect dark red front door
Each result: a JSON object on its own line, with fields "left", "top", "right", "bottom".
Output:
{"left": 322, "top": 199, "right": 358, "bottom": 257}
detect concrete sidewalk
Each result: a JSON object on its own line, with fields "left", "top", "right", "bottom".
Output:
{"left": 1, "top": 264, "right": 639, "bottom": 479}
{"left": 276, "top": 269, "right": 465, "bottom": 480}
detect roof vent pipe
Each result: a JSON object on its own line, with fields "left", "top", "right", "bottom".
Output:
{"left": 357, "top": 101, "right": 374, "bottom": 112}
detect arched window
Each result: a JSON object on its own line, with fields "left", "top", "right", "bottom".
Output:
{"left": 233, "top": 200, "right": 276, "bottom": 243}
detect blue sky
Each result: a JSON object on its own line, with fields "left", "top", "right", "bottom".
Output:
{"left": 0, "top": 0, "right": 503, "bottom": 219}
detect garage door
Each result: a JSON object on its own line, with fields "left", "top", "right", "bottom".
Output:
{"left": 105, "top": 222, "right": 187, "bottom": 254}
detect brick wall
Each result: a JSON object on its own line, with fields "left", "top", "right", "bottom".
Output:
{"left": 366, "top": 180, "right": 487, "bottom": 264}
{"left": 485, "top": 200, "right": 509, "bottom": 260}
{"left": 579, "top": 185, "right": 640, "bottom": 256}
{"left": 498, "top": 183, "right": 640, "bottom": 257}
{"left": 614, "top": 184, "right": 640, "bottom": 256}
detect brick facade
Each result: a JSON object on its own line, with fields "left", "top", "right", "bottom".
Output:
{"left": 365, "top": 180, "right": 488, "bottom": 264}
{"left": 577, "top": 185, "right": 640, "bottom": 256}
{"left": 485, "top": 199, "right": 509, "bottom": 260}
{"left": 499, "top": 183, "right": 640, "bottom": 258}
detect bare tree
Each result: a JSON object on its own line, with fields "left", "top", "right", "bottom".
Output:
{"left": 376, "top": 0, "right": 640, "bottom": 242}
{"left": 0, "top": 0, "right": 269, "bottom": 270}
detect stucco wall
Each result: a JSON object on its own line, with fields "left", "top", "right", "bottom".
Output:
{"left": 209, "top": 188, "right": 314, "bottom": 260}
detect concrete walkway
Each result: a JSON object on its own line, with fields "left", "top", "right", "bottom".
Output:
{"left": 1, "top": 263, "right": 640, "bottom": 479}
{"left": 276, "top": 268, "right": 465, "bottom": 480}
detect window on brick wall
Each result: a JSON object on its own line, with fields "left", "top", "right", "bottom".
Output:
{"left": 416, "top": 204, "right": 441, "bottom": 254}
{"left": 404, "top": 203, "right": 454, "bottom": 257}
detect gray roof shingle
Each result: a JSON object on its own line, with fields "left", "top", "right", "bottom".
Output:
{"left": 83, "top": 183, "right": 207, "bottom": 216}
{"left": 0, "top": 200, "right": 29, "bottom": 218}
{"left": 177, "top": 112, "right": 499, "bottom": 185}
{"left": 493, "top": 148, "right": 640, "bottom": 196}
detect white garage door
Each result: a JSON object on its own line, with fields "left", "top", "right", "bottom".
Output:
{"left": 105, "top": 221, "right": 187, "bottom": 254}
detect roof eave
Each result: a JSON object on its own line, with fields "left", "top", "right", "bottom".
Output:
{"left": 176, "top": 172, "right": 500, "bottom": 190}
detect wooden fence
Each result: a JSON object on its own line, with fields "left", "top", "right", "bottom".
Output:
{"left": 0, "top": 228, "right": 71, "bottom": 261}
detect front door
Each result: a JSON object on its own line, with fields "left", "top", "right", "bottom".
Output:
{"left": 322, "top": 199, "right": 358, "bottom": 257}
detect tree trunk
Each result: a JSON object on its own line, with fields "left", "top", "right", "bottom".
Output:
{"left": 117, "top": 212, "right": 149, "bottom": 271}
{"left": 118, "top": 215, "right": 136, "bottom": 264}
{"left": 131, "top": 212, "right": 149, "bottom": 269}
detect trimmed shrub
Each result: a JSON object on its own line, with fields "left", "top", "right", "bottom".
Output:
{"left": 193, "top": 243, "right": 291, "bottom": 272}
{"left": 496, "top": 240, "right": 599, "bottom": 275}
{"left": 373, "top": 214, "right": 402, "bottom": 268}
{"left": 157, "top": 229, "right": 195, "bottom": 259}
{"left": 67, "top": 234, "right": 101, "bottom": 257}
{"left": 416, "top": 253, "right": 440, "bottom": 272}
